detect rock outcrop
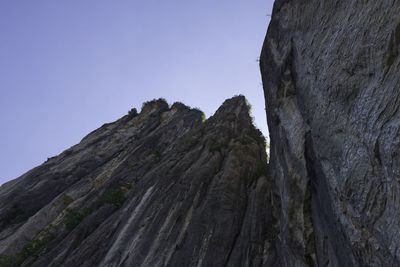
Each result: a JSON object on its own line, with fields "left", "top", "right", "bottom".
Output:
{"left": 0, "top": 96, "right": 272, "bottom": 267}
{"left": 2, "top": 1, "right": 399, "bottom": 266}
{"left": 260, "top": 0, "right": 400, "bottom": 266}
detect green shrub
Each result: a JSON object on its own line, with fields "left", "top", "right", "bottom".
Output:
{"left": 62, "top": 195, "right": 73, "bottom": 206}
{"left": 64, "top": 208, "right": 93, "bottom": 231}
{"left": 192, "top": 108, "right": 206, "bottom": 122}
{"left": 0, "top": 255, "right": 17, "bottom": 267}
{"left": 0, "top": 229, "right": 55, "bottom": 266}
{"left": 97, "top": 188, "right": 126, "bottom": 208}
{"left": 19, "top": 231, "right": 54, "bottom": 261}
{"left": 237, "top": 136, "right": 253, "bottom": 146}
{"left": 128, "top": 108, "right": 138, "bottom": 117}
{"left": 251, "top": 128, "right": 267, "bottom": 149}
{"left": 171, "top": 102, "right": 189, "bottom": 110}
{"left": 63, "top": 188, "right": 126, "bottom": 231}
{"left": 141, "top": 98, "right": 167, "bottom": 110}
{"left": 200, "top": 113, "right": 206, "bottom": 122}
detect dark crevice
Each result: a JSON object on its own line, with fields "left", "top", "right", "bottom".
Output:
{"left": 223, "top": 182, "right": 249, "bottom": 267}
{"left": 304, "top": 132, "right": 355, "bottom": 267}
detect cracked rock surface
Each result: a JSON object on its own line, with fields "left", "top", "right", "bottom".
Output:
{"left": 260, "top": 0, "right": 400, "bottom": 266}
{"left": 0, "top": 96, "right": 271, "bottom": 267}
{"left": 2, "top": 1, "right": 399, "bottom": 266}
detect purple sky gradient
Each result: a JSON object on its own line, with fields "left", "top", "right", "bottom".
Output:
{"left": 0, "top": 1, "right": 274, "bottom": 184}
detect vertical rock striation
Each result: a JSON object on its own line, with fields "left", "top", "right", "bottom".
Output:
{"left": 260, "top": 0, "right": 400, "bottom": 266}
{"left": 0, "top": 96, "right": 273, "bottom": 267}
{"left": 2, "top": 1, "right": 399, "bottom": 266}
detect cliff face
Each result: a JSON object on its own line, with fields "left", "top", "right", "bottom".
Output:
{"left": 0, "top": 96, "right": 272, "bottom": 267}
{"left": 2, "top": 1, "right": 399, "bottom": 266}
{"left": 260, "top": 1, "right": 400, "bottom": 266}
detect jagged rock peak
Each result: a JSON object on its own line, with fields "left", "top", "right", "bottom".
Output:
{"left": 208, "top": 95, "right": 255, "bottom": 131}
{"left": 215, "top": 95, "right": 249, "bottom": 114}
{"left": 213, "top": 95, "right": 250, "bottom": 119}
{"left": 0, "top": 95, "right": 270, "bottom": 267}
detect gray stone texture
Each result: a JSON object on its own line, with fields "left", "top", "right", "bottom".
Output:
{"left": 0, "top": 96, "right": 271, "bottom": 266}
{"left": 260, "top": 0, "right": 400, "bottom": 266}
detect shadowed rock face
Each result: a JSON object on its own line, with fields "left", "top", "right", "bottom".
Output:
{"left": 2, "top": 1, "right": 399, "bottom": 266}
{"left": 260, "top": 0, "right": 400, "bottom": 266}
{"left": 0, "top": 96, "right": 272, "bottom": 267}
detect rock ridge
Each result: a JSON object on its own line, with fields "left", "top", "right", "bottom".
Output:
{"left": 0, "top": 95, "right": 272, "bottom": 267}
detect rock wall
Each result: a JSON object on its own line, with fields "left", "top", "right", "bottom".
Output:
{"left": 2, "top": 1, "right": 400, "bottom": 266}
{"left": 0, "top": 96, "right": 273, "bottom": 267}
{"left": 260, "top": 1, "right": 400, "bottom": 266}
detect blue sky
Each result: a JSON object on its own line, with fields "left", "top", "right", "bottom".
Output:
{"left": 0, "top": 0, "right": 274, "bottom": 184}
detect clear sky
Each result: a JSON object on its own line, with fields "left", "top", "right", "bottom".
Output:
{"left": 0, "top": 0, "right": 274, "bottom": 184}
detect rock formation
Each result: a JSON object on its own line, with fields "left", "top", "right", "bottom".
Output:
{"left": 2, "top": 1, "right": 400, "bottom": 266}
{"left": 0, "top": 96, "right": 271, "bottom": 267}
{"left": 260, "top": 0, "right": 400, "bottom": 266}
